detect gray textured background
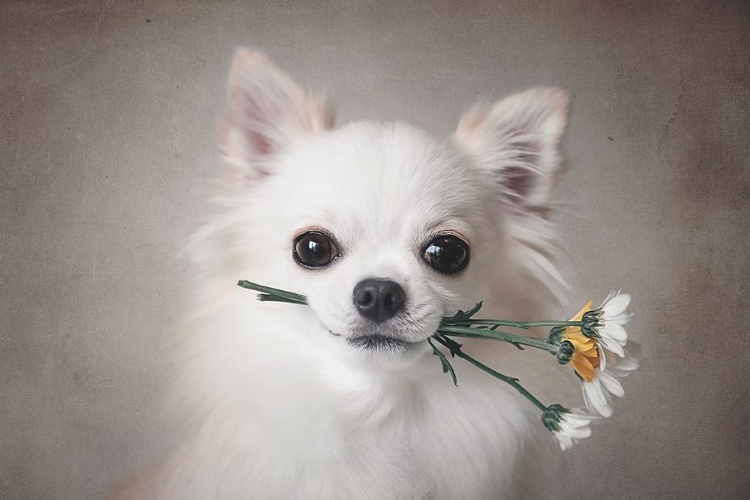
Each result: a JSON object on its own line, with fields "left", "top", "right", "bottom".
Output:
{"left": 1, "top": 1, "right": 748, "bottom": 499}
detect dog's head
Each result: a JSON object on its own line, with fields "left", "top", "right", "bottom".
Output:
{"left": 205, "top": 50, "right": 569, "bottom": 366}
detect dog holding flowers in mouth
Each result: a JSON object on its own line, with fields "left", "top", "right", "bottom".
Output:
{"left": 113, "top": 49, "right": 636, "bottom": 499}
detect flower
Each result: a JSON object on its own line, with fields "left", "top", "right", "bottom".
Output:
{"left": 581, "top": 291, "right": 633, "bottom": 363}
{"left": 542, "top": 405, "right": 598, "bottom": 450}
{"left": 555, "top": 340, "right": 575, "bottom": 365}
{"left": 559, "top": 300, "right": 601, "bottom": 381}
{"left": 558, "top": 292, "right": 638, "bottom": 417}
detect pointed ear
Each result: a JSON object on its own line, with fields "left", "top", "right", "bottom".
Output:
{"left": 453, "top": 88, "right": 570, "bottom": 207}
{"left": 220, "top": 50, "right": 334, "bottom": 184}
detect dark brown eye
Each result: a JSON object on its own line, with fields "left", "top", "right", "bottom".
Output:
{"left": 293, "top": 231, "right": 338, "bottom": 268}
{"left": 423, "top": 235, "right": 470, "bottom": 275}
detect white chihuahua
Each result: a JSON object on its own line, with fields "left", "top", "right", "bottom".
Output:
{"left": 114, "top": 50, "right": 570, "bottom": 499}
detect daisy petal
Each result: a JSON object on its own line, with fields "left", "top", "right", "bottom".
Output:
{"left": 597, "top": 344, "right": 607, "bottom": 371}
{"left": 598, "top": 336, "right": 625, "bottom": 357}
{"left": 563, "top": 414, "right": 595, "bottom": 426}
{"left": 611, "top": 356, "right": 640, "bottom": 376}
{"left": 601, "top": 323, "right": 628, "bottom": 344}
{"left": 602, "top": 293, "right": 631, "bottom": 317}
{"left": 572, "top": 353, "right": 596, "bottom": 381}
{"left": 598, "top": 370, "right": 625, "bottom": 397}
{"left": 606, "top": 311, "right": 633, "bottom": 326}
{"left": 570, "top": 300, "right": 594, "bottom": 321}
{"left": 583, "top": 379, "right": 613, "bottom": 417}
{"left": 600, "top": 290, "right": 616, "bottom": 306}
{"left": 557, "top": 432, "right": 573, "bottom": 450}
{"left": 561, "top": 422, "right": 592, "bottom": 439}
{"left": 568, "top": 335, "right": 597, "bottom": 353}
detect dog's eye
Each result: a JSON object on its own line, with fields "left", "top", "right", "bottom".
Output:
{"left": 293, "top": 231, "right": 339, "bottom": 268}
{"left": 423, "top": 235, "right": 470, "bottom": 275}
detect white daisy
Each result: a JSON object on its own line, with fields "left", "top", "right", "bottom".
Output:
{"left": 581, "top": 290, "right": 633, "bottom": 369}
{"left": 555, "top": 292, "right": 638, "bottom": 417}
{"left": 581, "top": 355, "right": 640, "bottom": 417}
{"left": 542, "top": 405, "right": 598, "bottom": 450}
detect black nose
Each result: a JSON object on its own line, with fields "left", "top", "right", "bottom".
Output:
{"left": 353, "top": 279, "right": 406, "bottom": 323}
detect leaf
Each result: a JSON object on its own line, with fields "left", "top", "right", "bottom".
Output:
{"left": 433, "top": 334, "right": 463, "bottom": 358}
{"left": 442, "top": 301, "right": 483, "bottom": 324}
{"left": 428, "top": 337, "right": 458, "bottom": 386}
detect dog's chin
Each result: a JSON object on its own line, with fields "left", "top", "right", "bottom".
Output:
{"left": 344, "top": 337, "right": 429, "bottom": 370}
{"left": 325, "top": 326, "right": 430, "bottom": 369}
{"left": 345, "top": 334, "right": 418, "bottom": 353}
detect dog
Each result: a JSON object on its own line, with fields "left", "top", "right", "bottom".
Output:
{"left": 113, "top": 49, "right": 570, "bottom": 499}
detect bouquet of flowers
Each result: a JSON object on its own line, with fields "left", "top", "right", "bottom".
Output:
{"left": 237, "top": 280, "right": 638, "bottom": 450}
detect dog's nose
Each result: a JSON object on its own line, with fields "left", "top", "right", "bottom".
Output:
{"left": 352, "top": 279, "right": 406, "bottom": 323}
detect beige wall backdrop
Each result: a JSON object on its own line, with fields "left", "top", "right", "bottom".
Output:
{"left": 1, "top": 1, "right": 748, "bottom": 499}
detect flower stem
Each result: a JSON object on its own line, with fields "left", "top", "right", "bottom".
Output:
{"left": 236, "top": 280, "right": 555, "bottom": 414}
{"left": 237, "top": 280, "right": 307, "bottom": 304}
{"left": 452, "top": 319, "right": 583, "bottom": 329}
{"left": 436, "top": 325, "right": 557, "bottom": 352}
{"left": 432, "top": 335, "right": 548, "bottom": 413}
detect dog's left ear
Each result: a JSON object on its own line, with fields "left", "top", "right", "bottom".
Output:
{"left": 220, "top": 50, "right": 334, "bottom": 185}
{"left": 453, "top": 88, "right": 570, "bottom": 208}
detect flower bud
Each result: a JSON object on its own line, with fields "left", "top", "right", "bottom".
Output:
{"left": 581, "top": 310, "right": 602, "bottom": 338}
{"left": 556, "top": 340, "right": 575, "bottom": 365}
{"left": 541, "top": 404, "right": 565, "bottom": 432}
{"left": 548, "top": 326, "right": 566, "bottom": 343}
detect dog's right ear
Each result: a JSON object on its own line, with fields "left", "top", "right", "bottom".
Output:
{"left": 220, "top": 50, "right": 334, "bottom": 184}
{"left": 452, "top": 88, "right": 570, "bottom": 209}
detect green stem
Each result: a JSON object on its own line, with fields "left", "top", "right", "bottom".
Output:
{"left": 236, "top": 280, "right": 559, "bottom": 353}
{"left": 237, "top": 280, "right": 307, "bottom": 304}
{"left": 436, "top": 325, "right": 557, "bottom": 352}
{"left": 256, "top": 294, "right": 306, "bottom": 304}
{"left": 432, "top": 335, "right": 548, "bottom": 413}
{"left": 428, "top": 337, "right": 457, "bottom": 386}
{"left": 452, "top": 319, "right": 582, "bottom": 329}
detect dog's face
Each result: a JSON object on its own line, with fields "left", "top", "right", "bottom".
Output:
{"left": 255, "top": 122, "right": 490, "bottom": 362}
{"left": 216, "top": 51, "right": 569, "bottom": 366}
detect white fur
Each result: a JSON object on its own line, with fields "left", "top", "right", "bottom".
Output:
{"left": 116, "top": 50, "right": 570, "bottom": 500}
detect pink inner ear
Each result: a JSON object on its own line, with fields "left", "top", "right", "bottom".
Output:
{"left": 249, "top": 130, "right": 273, "bottom": 157}
{"left": 504, "top": 166, "right": 536, "bottom": 198}
{"left": 503, "top": 137, "right": 542, "bottom": 199}
{"left": 240, "top": 83, "right": 286, "bottom": 159}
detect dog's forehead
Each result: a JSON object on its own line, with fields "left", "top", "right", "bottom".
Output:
{"left": 284, "top": 122, "right": 474, "bottom": 213}
{"left": 271, "top": 121, "right": 482, "bottom": 244}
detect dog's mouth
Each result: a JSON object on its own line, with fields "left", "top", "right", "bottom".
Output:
{"left": 345, "top": 334, "right": 416, "bottom": 351}
{"left": 328, "top": 328, "right": 419, "bottom": 352}
{"left": 322, "top": 311, "right": 437, "bottom": 354}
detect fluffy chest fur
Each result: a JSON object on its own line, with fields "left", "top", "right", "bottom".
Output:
{"left": 160, "top": 300, "right": 529, "bottom": 500}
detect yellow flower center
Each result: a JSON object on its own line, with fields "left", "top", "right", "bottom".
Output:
{"left": 563, "top": 300, "right": 600, "bottom": 382}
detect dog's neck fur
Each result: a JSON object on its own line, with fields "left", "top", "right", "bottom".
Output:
{"left": 162, "top": 295, "right": 534, "bottom": 500}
